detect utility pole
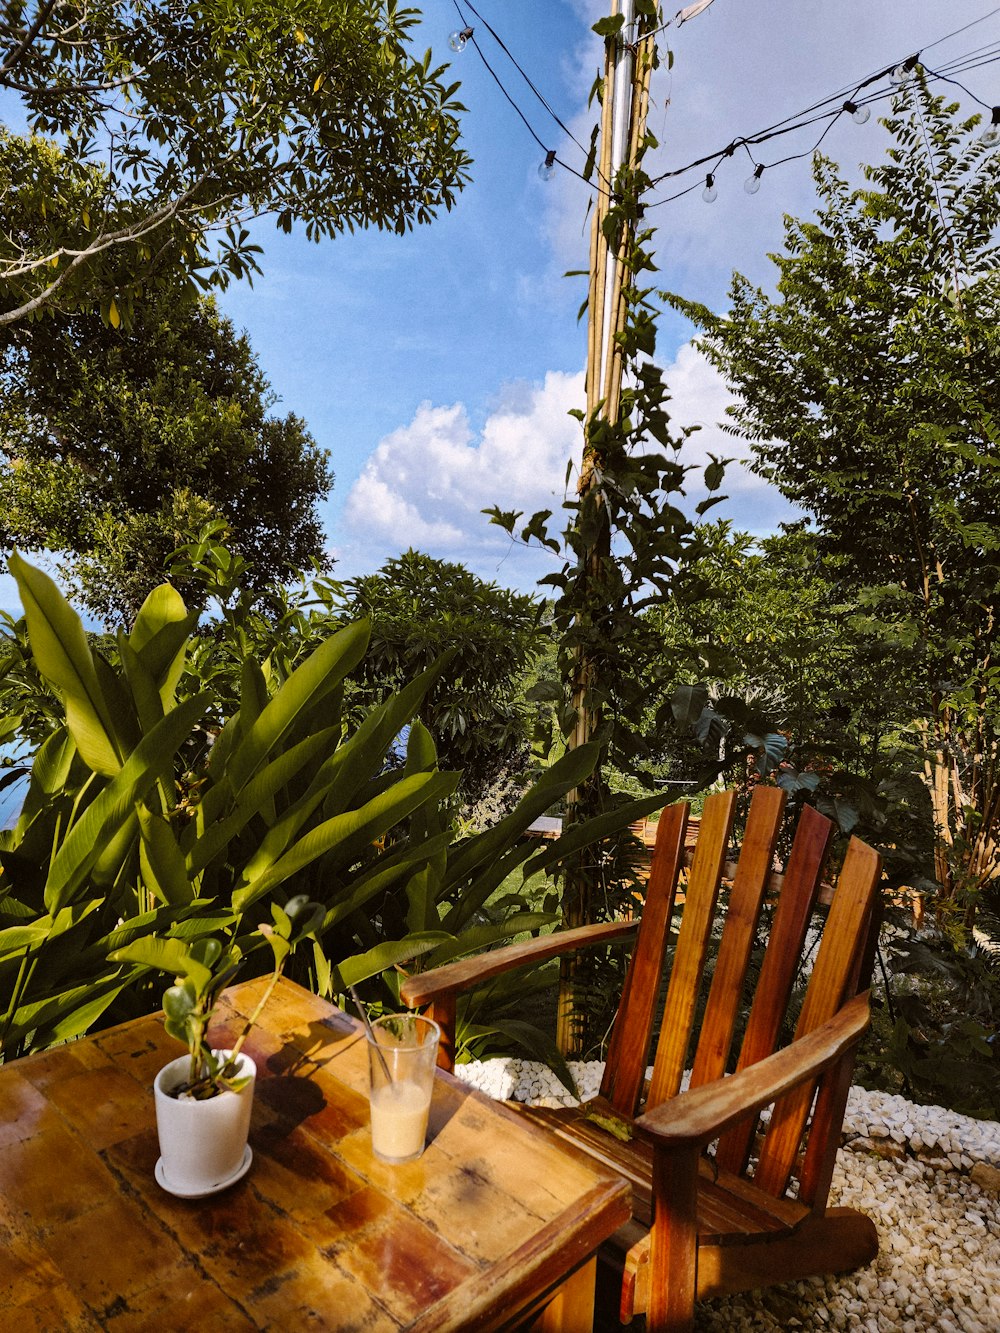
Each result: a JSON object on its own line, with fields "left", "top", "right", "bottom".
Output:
{"left": 557, "top": 0, "right": 657, "bottom": 1055}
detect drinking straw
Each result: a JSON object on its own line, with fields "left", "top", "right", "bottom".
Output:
{"left": 348, "top": 984, "right": 393, "bottom": 1084}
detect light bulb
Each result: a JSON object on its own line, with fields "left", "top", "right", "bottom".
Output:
{"left": 843, "top": 100, "right": 871, "bottom": 125}
{"left": 702, "top": 172, "right": 717, "bottom": 203}
{"left": 448, "top": 26, "right": 473, "bottom": 52}
{"left": 891, "top": 55, "right": 919, "bottom": 86}
{"left": 744, "top": 164, "right": 764, "bottom": 195}
{"left": 981, "top": 108, "right": 1000, "bottom": 148}
{"left": 537, "top": 150, "right": 557, "bottom": 182}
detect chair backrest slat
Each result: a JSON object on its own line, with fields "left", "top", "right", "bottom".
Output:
{"left": 752, "top": 836, "right": 882, "bottom": 1197}
{"left": 646, "top": 790, "right": 736, "bottom": 1110}
{"left": 688, "top": 786, "right": 787, "bottom": 1091}
{"left": 601, "top": 802, "right": 688, "bottom": 1115}
{"left": 714, "top": 803, "right": 833, "bottom": 1175}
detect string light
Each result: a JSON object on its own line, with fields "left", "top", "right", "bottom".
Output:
{"left": 891, "top": 53, "right": 921, "bottom": 84}
{"left": 538, "top": 149, "right": 557, "bottom": 181}
{"left": 445, "top": 2, "right": 1000, "bottom": 204}
{"left": 744, "top": 163, "right": 764, "bottom": 195}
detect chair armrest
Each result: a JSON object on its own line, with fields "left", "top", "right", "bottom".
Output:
{"left": 634, "top": 991, "right": 871, "bottom": 1150}
{"left": 399, "top": 920, "right": 638, "bottom": 1008}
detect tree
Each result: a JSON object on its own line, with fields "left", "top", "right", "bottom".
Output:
{"left": 0, "top": 1, "right": 469, "bottom": 325}
{"left": 678, "top": 80, "right": 1000, "bottom": 918}
{"left": 338, "top": 551, "right": 543, "bottom": 802}
{"left": 0, "top": 286, "right": 333, "bottom": 622}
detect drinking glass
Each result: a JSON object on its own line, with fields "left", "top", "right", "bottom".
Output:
{"left": 366, "top": 1014, "right": 440, "bottom": 1164}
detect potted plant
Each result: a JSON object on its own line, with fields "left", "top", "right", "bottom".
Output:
{"left": 111, "top": 896, "right": 322, "bottom": 1197}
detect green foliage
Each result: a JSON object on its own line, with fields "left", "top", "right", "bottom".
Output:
{"left": 0, "top": 2, "right": 470, "bottom": 324}
{"left": 856, "top": 932, "right": 1000, "bottom": 1120}
{"left": 0, "top": 553, "right": 666, "bottom": 1065}
{"left": 339, "top": 551, "right": 542, "bottom": 799}
{"left": 0, "top": 288, "right": 333, "bottom": 624}
{"left": 112, "top": 896, "right": 322, "bottom": 1097}
{"left": 675, "top": 80, "right": 1000, "bottom": 915}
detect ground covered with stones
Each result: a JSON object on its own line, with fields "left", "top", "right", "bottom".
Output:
{"left": 453, "top": 1060, "right": 1000, "bottom": 1331}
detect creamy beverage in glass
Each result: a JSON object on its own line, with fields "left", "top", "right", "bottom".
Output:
{"left": 365, "top": 1014, "right": 440, "bottom": 1164}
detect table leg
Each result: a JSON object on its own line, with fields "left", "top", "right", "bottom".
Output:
{"left": 527, "top": 1257, "right": 597, "bottom": 1333}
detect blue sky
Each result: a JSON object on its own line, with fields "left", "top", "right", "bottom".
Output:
{"left": 215, "top": 0, "right": 1000, "bottom": 593}
{"left": 4, "top": 0, "right": 1000, "bottom": 609}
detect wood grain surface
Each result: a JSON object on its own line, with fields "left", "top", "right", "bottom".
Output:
{"left": 0, "top": 979, "right": 629, "bottom": 1332}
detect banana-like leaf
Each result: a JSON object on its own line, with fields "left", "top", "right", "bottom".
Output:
{"left": 404, "top": 718, "right": 438, "bottom": 772}
{"left": 93, "top": 652, "right": 140, "bottom": 753}
{"left": 423, "top": 913, "right": 557, "bottom": 970}
{"left": 91, "top": 810, "right": 139, "bottom": 890}
{"left": 71, "top": 900, "right": 220, "bottom": 969}
{"left": 443, "top": 839, "right": 537, "bottom": 933}
{"left": 522, "top": 790, "right": 671, "bottom": 879}
{"left": 44, "top": 694, "right": 210, "bottom": 913}
{"left": 222, "top": 620, "right": 370, "bottom": 793}
{"left": 239, "top": 657, "right": 270, "bottom": 736}
{"left": 231, "top": 698, "right": 444, "bottom": 897}
{"left": 322, "top": 832, "right": 454, "bottom": 931}
{"left": 117, "top": 639, "right": 167, "bottom": 738}
{"left": 138, "top": 804, "right": 194, "bottom": 906}
{"left": 405, "top": 864, "right": 442, "bottom": 935}
{"left": 232, "top": 771, "right": 458, "bottom": 912}
{"left": 10, "top": 552, "right": 124, "bottom": 776}
{"left": 444, "top": 742, "right": 601, "bottom": 889}
{"left": 15, "top": 727, "right": 75, "bottom": 832}
{"left": 3, "top": 971, "right": 141, "bottom": 1051}
{"left": 183, "top": 729, "right": 340, "bottom": 878}
{"left": 131, "top": 596, "right": 198, "bottom": 706}
{"left": 0, "top": 922, "right": 50, "bottom": 958}
{"left": 336, "top": 932, "right": 451, "bottom": 988}
{"left": 129, "top": 583, "right": 189, "bottom": 654}
{"left": 318, "top": 661, "right": 452, "bottom": 818}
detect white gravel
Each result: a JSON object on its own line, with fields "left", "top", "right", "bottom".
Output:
{"left": 453, "top": 1059, "right": 1000, "bottom": 1331}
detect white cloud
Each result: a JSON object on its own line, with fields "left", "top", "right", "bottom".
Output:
{"left": 337, "top": 371, "right": 586, "bottom": 585}
{"left": 663, "top": 342, "right": 802, "bottom": 532}
{"left": 335, "top": 347, "right": 798, "bottom": 589}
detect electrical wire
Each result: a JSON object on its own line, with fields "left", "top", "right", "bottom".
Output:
{"left": 447, "top": 2, "right": 1000, "bottom": 209}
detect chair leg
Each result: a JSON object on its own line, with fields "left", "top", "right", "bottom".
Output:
{"left": 695, "top": 1207, "right": 879, "bottom": 1300}
{"left": 646, "top": 1145, "right": 699, "bottom": 1333}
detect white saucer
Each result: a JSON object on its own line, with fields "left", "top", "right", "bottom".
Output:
{"left": 154, "top": 1146, "right": 253, "bottom": 1199}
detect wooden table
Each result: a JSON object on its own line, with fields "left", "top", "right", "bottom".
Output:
{"left": 0, "top": 977, "right": 630, "bottom": 1331}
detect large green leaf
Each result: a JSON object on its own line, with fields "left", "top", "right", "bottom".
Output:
{"left": 10, "top": 551, "right": 123, "bottom": 776}
{"left": 183, "top": 729, "right": 340, "bottom": 878}
{"left": 138, "top": 804, "right": 194, "bottom": 906}
{"left": 336, "top": 932, "right": 451, "bottom": 988}
{"left": 222, "top": 619, "right": 370, "bottom": 793}
{"left": 129, "top": 588, "right": 198, "bottom": 706}
{"left": 44, "top": 694, "right": 210, "bottom": 912}
{"left": 321, "top": 832, "right": 454, "bottom": 932}
{"left": 232, "top": 771, "right": 458, "bottom": 911}
{"left": 445, "top": 742, "right": 601, "bottom": 889}
{"left": 522, "top": 790, "right": 670, "bottom": 879}
{"left": 117, "top": 639, "right": 167, "bottom": 738}
{"left": 129, "top": 583, "right": 190, "bottom": 653}
{"left": 0, "top": 922, "right": 51, "bottom": 958}
{"left": 109, "top": 936, "right": 212, "bottom": 990}
{"left": 3, "top": 972, "right": 141, "bottom": 1051}
{"left": 423, "top": 913, "right": 557, "bottom": 969}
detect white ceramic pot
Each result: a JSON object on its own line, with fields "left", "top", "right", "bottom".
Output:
{"left": 153, "top": 1049, "right": 256, "bottom": 1197}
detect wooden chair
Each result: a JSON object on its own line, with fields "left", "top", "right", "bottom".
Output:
{"left": 400, "top": 786, "right": 882, "bottom": 1332}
